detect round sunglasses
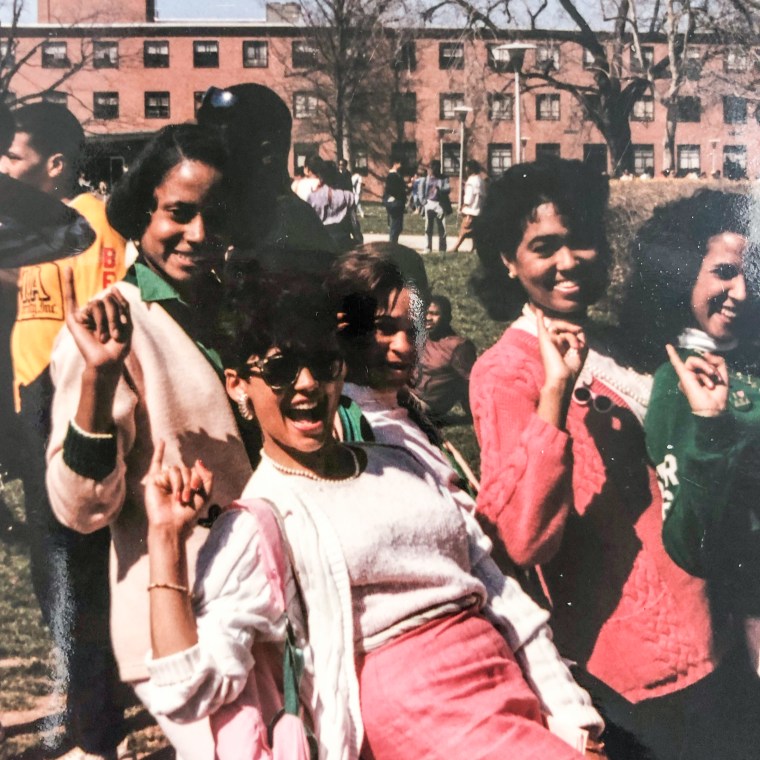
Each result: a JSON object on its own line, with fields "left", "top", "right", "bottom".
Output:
{"left": 245, "top": 351, "right": 343, "bottom": 390}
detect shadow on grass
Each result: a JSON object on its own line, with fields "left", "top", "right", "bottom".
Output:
{"left": 4, "top": 705, "right": 173, "bottom": 759}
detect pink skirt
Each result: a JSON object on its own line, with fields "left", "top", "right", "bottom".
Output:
{"left": 356, "top": 610, "right": 584, "bottom": 760}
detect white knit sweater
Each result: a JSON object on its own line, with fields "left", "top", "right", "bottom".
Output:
{"left": 147, "top": 443, "right": 602, "bottom": 760}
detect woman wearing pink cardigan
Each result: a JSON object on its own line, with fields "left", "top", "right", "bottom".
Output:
{"left": 469, "top": 158, "right": 756, "bottom": 760}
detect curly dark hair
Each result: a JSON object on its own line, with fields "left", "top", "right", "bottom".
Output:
{"left": 217, "top": 261, "right": 339, "bottom": 377}
{"left": 620, "top": 188, "right": 753, "bottom": 369}
{"left": 472, "top": 158, "right": 611, "bottom": 321}
{"left": 107, "top": 124, "right": 228, "bottom": 241}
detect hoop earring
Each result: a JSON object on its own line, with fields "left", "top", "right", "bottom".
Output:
{"left": 236, "top": 389, "right": 254, "bottom": 421}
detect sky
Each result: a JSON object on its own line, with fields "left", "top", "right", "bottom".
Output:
{"left": 0, "top": 0, "right": 267, "bottom": 23}
{"left": 0, "top": 0, "right": 606, "bottom": 29}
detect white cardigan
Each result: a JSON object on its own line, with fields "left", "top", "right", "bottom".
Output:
{"left": 147, "top": 443, "right": 602, "bottom": 760}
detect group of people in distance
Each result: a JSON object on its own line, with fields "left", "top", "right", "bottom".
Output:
{"left": 1, "top": 78, "right": 759, "bottom": 760}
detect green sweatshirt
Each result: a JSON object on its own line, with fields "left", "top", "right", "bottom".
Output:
{"left": 645, "top": 348, "right": 760, "bottom": 617}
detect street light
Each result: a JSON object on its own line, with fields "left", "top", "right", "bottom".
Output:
{"left": 453, "top": 105, "right": 472, "bottom": 208}
{"left": 494, "top": 43, "right": 536, "bottom": 167}
{"left": 435, "top": 125, "right": 453, "bottom": 167}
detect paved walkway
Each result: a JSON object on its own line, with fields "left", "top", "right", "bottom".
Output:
{"left": 362, "top": 232, "right": 474, "bottom": 254}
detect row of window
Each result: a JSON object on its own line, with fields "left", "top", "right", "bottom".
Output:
{"left": 73, "top": 86, "right": 760, "bottom": 127}
{"left": 292, "top": 139, "right": 748, "bottom": 181}
{"left": 29, "top": 38, "right": 755, "bottom": 74}
{"left": 40, "top": 39, "right": 269, "bottom": 69}
{"left": 630, "top": 94, "right": 759, "bottom": 125}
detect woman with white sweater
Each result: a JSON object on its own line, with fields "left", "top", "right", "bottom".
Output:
{"left": 142, "top": 270, "right": 597, "bottom": 760}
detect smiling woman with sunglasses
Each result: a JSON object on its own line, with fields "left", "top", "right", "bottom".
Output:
{"left": 140, "top": 269, "right": 591, "bottom": 760}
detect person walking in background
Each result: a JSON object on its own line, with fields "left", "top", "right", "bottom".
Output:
{"left": 335, "top": 157, "right": 353, "bottom": 191}
{"left": 306, "top": 159, "right": 362, "bottom": 253}
{"left": 291, "top": 152, "right": 321, "bottom": 201}
{"left": 383, "top": 154, "right": 407, "bottom": 244}
{"left": 409, "top": 164, "right": 427, "bottom": 215}
{"left": 417, "top": 294, "right": 477, "bottom": 423}
{"left": 453, "top": 160, "right": 486, "bottom": 253}
{"left": 351, "top": 165, "right": 364, "bottom": 217}
{"left": 0, "top": 102, "right": 130, "bottom": 760}
{"left": 422, "top": 160, "right": 451, "bottom": 254}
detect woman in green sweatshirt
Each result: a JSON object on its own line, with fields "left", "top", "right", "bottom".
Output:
{"left": 638, "top": 190, "right": 760, "bottom": 696}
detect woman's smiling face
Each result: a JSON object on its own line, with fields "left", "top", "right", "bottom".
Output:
{"left": 690, "top": 232, "right": 748, "bottom": 343}
{"left": 243, "top": 347, "right": 345, "bottom": 469}
{"left": 139, "top": 159, "right": 227, "bottom": 294}
{"left": 504, "top": 203, "right": 605, "bottom": 317}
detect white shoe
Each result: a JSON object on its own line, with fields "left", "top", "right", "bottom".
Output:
{"left": 418, "top": 248, "right": 432, "bottom": 254}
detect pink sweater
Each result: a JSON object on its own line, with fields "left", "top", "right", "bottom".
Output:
{"left": 471, "top": 324, "right": 716, "bottom": 703}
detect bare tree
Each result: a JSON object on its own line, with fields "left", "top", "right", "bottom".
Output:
{"left": 421, "top": 0, "right": 715, "bottom": 175}
{"left": 0, "top": 0, "right": 110, "bottom": 109}
{"left": 281, "top": 0, "right": 414, "bottom": 172}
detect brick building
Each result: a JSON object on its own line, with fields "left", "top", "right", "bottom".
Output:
{"left": 4, "top": 0, "right": 758, "bottom": 198}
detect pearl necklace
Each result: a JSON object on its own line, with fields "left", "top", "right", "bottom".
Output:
{"left": 266, "top": 446, "right": 361, "bottom": 482}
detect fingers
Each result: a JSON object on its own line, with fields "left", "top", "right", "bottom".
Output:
{"left": 194, "top": 459, "right": 214, "bottom": 502}
{"left": 666, "top": 344, "right": 691, "bottom": 383}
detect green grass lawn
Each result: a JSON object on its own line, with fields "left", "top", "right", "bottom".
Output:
{"left": 0, "top": 177, "right": 747, "bottom": 757}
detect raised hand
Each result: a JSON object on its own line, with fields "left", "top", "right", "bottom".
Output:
{"left": 146, "top": 441, "right": 214, "bottom": 538}
{"left": 63, "top": 266, "right": 132, "bottom": 372}
{"left": 666, "top": 345, "right": 728, "bottom": 418}
{"left": 536, "top": 308, "right": 588, "bottom": 390}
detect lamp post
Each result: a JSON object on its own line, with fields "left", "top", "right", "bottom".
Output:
{"left": 453, "top": 105, "right": 472, "bottom": 208}
{"left": 495, "top": 43, "right": 535, "bottom": 167}
{"left": 435, "top": 126, "right": 452, "bottom": 167}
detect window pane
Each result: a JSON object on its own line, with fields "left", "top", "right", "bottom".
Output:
{"left": 144, "top": 41, "right": 169, "bottom": 67}
{"left": 94, "top": 41, "right": 118, "bottom": 69}
{"left": 440, "top": 92, "right": 464, "bottom": 120}
{"left": 439, "top": 43, "right": 464, "bottom": 70}
{"left": 193, "top": 41, "right": 219, "bottom": 68}
{"left": 536, "top": 94, "right": 560, "bottom": 120}
{"left": 42, "top": 42, "right": 68, "bottom": 68}
{"left": 292, "top": 40, "right": 318, "bottom": 68}
{"left": 94, "top": 91, "right": 119, "bottom": 119}
{"left": 243, "top": 40, "right": 268, "bottom": 68}
{"left": 488, "top": 143, "right": 513, "bottom": 176}
{"left": 633, "top": 144, "right": 654, "bottom": 175}
{"left": 488, "top": 93, "right": 513, "bottom": 121}
{"left": 145, "top": 91, "right": 170, "bottom": 119}
{"left": 393, "top": 41, "right": 416, "bottom": 72}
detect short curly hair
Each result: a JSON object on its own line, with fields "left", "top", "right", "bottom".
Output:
{"left": 472, "top": 158, "right": 611, "bottom": 321}
{"left": 620, "top": 189, "right": 753, "bottom": 368}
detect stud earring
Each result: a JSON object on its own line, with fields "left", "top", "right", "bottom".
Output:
{"left": 236, "top": 389, "right": 254, "bottom": 421}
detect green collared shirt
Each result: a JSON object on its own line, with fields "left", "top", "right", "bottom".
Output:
{"left": 124, "top": 260, "right": 224, "bottom": 375}
{"left": 63, "top": 259, "right": 230, "bottom": 481}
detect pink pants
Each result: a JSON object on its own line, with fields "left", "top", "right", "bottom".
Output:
{"left": 357, "top": 610, "right": 584, "bottom": 760}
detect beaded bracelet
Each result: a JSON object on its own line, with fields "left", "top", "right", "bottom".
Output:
{"left": 147, "top": 581, "right": 189, "bottom": 594}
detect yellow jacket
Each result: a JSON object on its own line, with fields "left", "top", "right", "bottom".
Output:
{"left": 12, "top": 192, "right": 127, "bottom": 407}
